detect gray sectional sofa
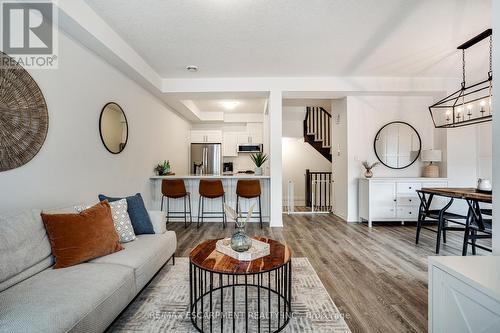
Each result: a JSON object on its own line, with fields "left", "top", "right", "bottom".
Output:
{"left": 0, "top": 208, "right": 176, "bottom": 333}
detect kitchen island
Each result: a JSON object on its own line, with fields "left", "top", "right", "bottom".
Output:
{"left": 150, "top": 174, "right": 270, "bottom": 223}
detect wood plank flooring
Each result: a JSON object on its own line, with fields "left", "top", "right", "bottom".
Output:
{"left": 169, "top": 214, "right": 490, "bottom": 333}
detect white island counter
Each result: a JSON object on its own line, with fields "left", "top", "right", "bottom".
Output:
{"left": 150, "top": 174, "right": 270, "bottom": 223}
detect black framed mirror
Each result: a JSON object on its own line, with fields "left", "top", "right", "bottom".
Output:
{"left": 99, "top": 102, "right": 128, "bottom": 154}
{"left": 374, "top": 121, "right": 421, "bottom": 169}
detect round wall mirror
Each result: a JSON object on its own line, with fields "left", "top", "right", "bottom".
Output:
{"left": 374, "top": 121, "right": 421, "bottom": 169}
{"left": 99, "top": 102, "right": 128, "bottom": 154}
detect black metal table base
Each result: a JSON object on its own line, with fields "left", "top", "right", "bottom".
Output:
{"left": 189, "top": 261, "right": 292, "bottom": 333}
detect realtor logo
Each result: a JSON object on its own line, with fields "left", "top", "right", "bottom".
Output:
{"left": 1, "top": 1, "right": 58, "bottom": 68}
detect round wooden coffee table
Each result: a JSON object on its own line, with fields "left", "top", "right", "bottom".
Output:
{"left": 189, "top": 237, "right": 292, "bottom": 333}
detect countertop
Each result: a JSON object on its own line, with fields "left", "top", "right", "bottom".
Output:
{"left": 150, "top": 174, "right": 270, "bottom": 179}
{"left": 429, "top": 256, "right": 500, "bottom": 301}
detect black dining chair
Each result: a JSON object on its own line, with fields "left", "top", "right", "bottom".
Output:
{"left": 462, "top": 200, "right": 492, "bottom": 255}
{"left": 415, "top": 190, "right": 468, "bottom": 254}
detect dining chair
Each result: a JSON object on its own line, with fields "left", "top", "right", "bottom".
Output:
{"left": 462, "top": 200, "right": 492, "bottom": 255}
{"left": 415, "top": 190, "right": 468, "bottom": 254}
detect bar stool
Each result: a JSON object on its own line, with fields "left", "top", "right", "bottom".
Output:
{"left": 161, "top": 179, "right": 192, "bottom": 228}
{"left": 236, "top": 179, "right": 263, "bottom": 229}
{"left": 198, "top": 179, "right": 226, "bottom": 229}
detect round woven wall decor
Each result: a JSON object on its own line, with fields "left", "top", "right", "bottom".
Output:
{"left": 0, "top": 51, "right": 49, "bottom": 172}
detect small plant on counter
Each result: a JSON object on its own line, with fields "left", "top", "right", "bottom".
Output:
{"left": 250, "top": 152, "right": 268, "bottom": 176}
{"left": 362, "top": 161, "right": 379, "bottom": 178}
{"left": 155, "top": 160, "right": 171, "bottom": 175}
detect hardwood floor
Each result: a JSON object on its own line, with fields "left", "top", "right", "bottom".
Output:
{"left": 169, "top": 214, "right": 490, "bottom": 333}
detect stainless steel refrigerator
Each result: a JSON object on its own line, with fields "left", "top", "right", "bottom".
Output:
{"left": 190, "top": 143, "right": 222, "bottom": 175}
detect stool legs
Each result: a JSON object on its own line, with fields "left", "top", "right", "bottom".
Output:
{"left": 162, "top": 195, "right": 192, "bottom": 228}
{"left": 222, "top": 195, "right": 227, "bottom": 229}
{"left": 166, "top": 198, "right": 170, "bottom": 224}
{"left": 197, "top": 196, "right": 202, "bottom": 229}
{"left": 258, "top": 196, "right": 263, "bottom": 229}
{"left": 236, "top": 195, "right": 263, "bottom": 229}
{"left": 197, "top": 195, "right": 226, "bottom": 228}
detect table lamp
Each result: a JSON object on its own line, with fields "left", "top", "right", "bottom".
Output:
{"left": 421, "top": 149, "right": 442, "bottom": 178}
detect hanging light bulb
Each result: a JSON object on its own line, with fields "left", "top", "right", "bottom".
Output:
{"left": 480, "top": 100, "right": 486, "bottom": 116}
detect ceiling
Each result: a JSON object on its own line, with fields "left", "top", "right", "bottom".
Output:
{"left": 85, "top": 0, "right": 491, "bottom": 79}
{"left": 184, "top": 98, "right": 267, "bottom": 113}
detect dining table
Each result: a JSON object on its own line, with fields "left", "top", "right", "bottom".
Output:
{"left": 416, "top": 187, "right": 492, "bottom": 255}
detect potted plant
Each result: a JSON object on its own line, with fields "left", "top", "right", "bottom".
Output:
{"left": 362, "top": 161, "right": 379, "bottom": 178}
{"left": 250, "top": 152, "right": 268, "bottom": 175}
{"left": 155, "top": 160, "right": 171, "bottom": 176}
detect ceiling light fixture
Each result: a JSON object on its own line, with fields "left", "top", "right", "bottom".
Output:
{"left": 428, "top": 29, "right": 493, "bottom": 128}
{"left": 220, "top": 101, "right": 240, "bottom": 110}
{"left": 186, "top": 65, "right": 198, "bottom": 72}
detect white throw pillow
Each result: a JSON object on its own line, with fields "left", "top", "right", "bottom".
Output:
{"left": 75, "top": 200, "right": 136, "bottom": 243}
{"left": 108, "top": 199, "right": 136, "bottom": 243}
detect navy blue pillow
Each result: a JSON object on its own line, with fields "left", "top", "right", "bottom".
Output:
{"left": 98, "top": 193, "right": 155, "bottom": 234}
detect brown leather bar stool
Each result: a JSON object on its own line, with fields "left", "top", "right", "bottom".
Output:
{"left": 161, "top": 179, "right": 192, "bottom": 228}
{"left": 198, "top": 179, "right": 227, "bottom": 229}
{"left": 236, "top": 179, "right": 263, "bottom": 228}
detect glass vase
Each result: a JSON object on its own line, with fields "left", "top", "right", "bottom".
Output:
{"left": 231, "top": 226, "right": 252, "bottom": 252}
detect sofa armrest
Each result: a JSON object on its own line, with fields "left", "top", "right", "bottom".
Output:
{"left": 148, "top": 210, "right": 166, "bottom": 234}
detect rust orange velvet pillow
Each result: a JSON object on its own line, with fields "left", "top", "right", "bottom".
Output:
{"left": 41, "top": 201, "right": 123, "bottom": 269}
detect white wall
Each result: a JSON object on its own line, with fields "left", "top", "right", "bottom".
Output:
{"left": 340, "top": 95, "right": 438, "bottom": 222}
{"left": 331, "top": 98, "right": 348, "bottom": 219}
{"left": 0, "top": 32, "right": 190, "bottom": 213}
{"left": 282, "top": 106, "right": 332, "bottom": 205}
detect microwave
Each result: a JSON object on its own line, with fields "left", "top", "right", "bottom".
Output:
{"left": 237, "top": 143, "right": 263, "bottom": 153}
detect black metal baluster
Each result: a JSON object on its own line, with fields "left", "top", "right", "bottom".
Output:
{"left": 201, "top": 268, "right": 204, "bottom": 331}
{"left": 220, "top": 273, "right": 223, "bottom": 332}
{"left": 257, "top": 273, "right": 261, "bottom": 333}
{"left": 277, "top": 267, "right": 281, "bottom": 327}
{"left": 189, "top": 262, "right": 193, "bottom": 321}
{"left": 195, "top": 266, "right": 198, "bottom": 325}
{"left": 232, "top": 275, "right": 235, "bottom": 333}
{"left": 268, "top": 271, "right": 271, "bottom": 332}
{"left": 245, "top": 274, "right": 248, "bottom": 333}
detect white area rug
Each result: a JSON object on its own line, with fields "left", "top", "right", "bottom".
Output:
{"left": 110, "top": 257, "right": 351, "bottom": 332}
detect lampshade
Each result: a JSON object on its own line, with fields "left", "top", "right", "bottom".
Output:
{"left": 421, "top": 149, "right": 442, "bottom": 162}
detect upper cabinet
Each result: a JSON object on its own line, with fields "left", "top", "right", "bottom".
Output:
{"left": 190, "top": 130, "right": 222, "bottom": 143}
{"left": 237, "top": 123, "right": 263, "bottom": 144}
{"left": 223, "top": 132, "right": 238, "bottom": 157}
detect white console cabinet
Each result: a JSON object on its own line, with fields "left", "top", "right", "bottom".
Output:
{"left": 429, "top": 256, "right": 500, "bottom": 333}
{"left": 358, "top": 177, "right": 448, "bottom": 227}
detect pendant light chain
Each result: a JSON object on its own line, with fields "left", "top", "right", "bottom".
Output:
{"left": 462, "top": 49, "right": 466, "bottom": 88}
{"left": 489, "top": 35, "right": 493, "bottom": 77}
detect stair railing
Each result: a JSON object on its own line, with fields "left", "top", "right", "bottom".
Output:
{"left": 305, "top": 169, "right": 333, "bottom": 212}
{"left": 303, "top": 106, "right": 332, "bottom": 150}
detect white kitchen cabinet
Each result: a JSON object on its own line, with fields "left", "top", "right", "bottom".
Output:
{"left": 236, "top": 124, "right": 263, "bottom": 144}
{"left": 429, "top": 256, "right": 500, "bottom": 333}
{"left": 222, "top": 132, "right": 238, "bottom": 157}
{"left": 358, "top": 177, "right": 448, "bottom": 227}
{"left": 190, "top": 130, "right": 222, "bottom": 143}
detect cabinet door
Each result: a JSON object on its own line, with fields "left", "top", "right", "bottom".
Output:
{"left": 249, "top": 131, "right": 263, "bottom": 144}
{"left": 247, "top": 123, "right": 263, "bottom": 144}
{"left": 190, "top": 130, "right": 206, "bottom": 143}
{"left": 223, "top": 133, "right": 238, "bottom": 157}
{"left": 237, "top": 134, "right": 250, "bottom": 144}
{"left": 205, "top": 131, "right": 222, "bottom": 143}
{"left": 371, "top": 182, "right": 396, "bottom": 219}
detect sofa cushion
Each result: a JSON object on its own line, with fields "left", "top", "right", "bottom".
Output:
{"left": 98, "top": 193, "right": 155, "bottom": 235}
{"left": 41, "top": 201, "right": 124, "bottom": 269}
{"left": 0, "top": 263, "right": 135, "bottom": 333}
{"left": 0, "top": 209, "right": 53, "bottom": 292}
{"left": 91, "top": 231, "right": 177, "bottom": 291}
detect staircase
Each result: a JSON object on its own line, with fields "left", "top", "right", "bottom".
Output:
{"left": 303, "top": 106, "right": 332, "bottom": 162}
